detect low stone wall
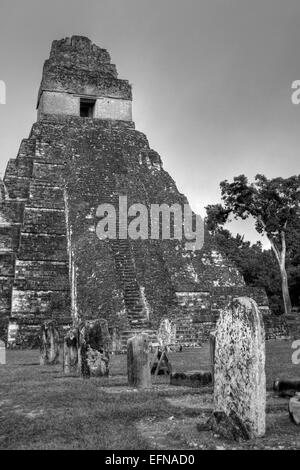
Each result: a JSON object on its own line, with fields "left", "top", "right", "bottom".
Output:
{"left": 263, "top": 315, "right": 290, "bottom": 340}
{"left": 286, "top": 313, "right": 300, "bottom": 339}
{"left": 7, "top": 318, "right": 71, "bottom": 349}
{"left": 172, "top": 289, "right": 290, "bottom": 346}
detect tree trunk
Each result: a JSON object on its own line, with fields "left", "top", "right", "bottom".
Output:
{"left": 280, "top": 263, "right": 292, "bottom": 316}
{"left": 269, "top": 231, "right": 292, "bottom": 316}
{"left": 78, "top": 323, "right": 90, "bottom": 378}
{"left": 127, "top": 333, "right": 151, "bottom": 389}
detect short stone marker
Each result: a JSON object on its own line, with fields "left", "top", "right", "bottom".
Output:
{"left": 289, "top": 393, "right": 300, "bottom": 425}
{"left": 63, "top": 319, "right": 111, "bottom": 377}
{"left": 40, "top": 320, "right": 60, "bottom": 365}
{"left": 78, "top": 319, "right": 111, "bottom": 378}
{"left": 0, "top": 340, "right": 6, "bottom": 365}
{"left": 170, "top": 370, "right": 212, "bottom": 387}
{"left": 127, "top": 333, "right": 151, "bottom": 389}
{"left": 63, "top": 327, "right": 79, "bottom": 374}
{"left": 209, "top": 297, "right": 266, "bottom": 440}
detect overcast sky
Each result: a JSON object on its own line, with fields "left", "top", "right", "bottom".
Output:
{"left": 0, "top": 0, "right": 299, "bottom": 246}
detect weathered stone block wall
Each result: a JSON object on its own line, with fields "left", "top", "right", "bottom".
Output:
{"left": 38, "top": 91, "right": 79, "bottom": 118}
{"left": 22, "top": 208, "right": 66, "bottom": 234}
{"left": 95, "top": 97, "right": 132, "bottom": 121}
{"left": 28, "top": 184, "right": 64, "bottom": 209}
{"left": 0, "top": 199, "right": 23, "bottom": 341}
{"left": 39, "top": 92, "right": 132, "bottom": 122}
{"left": 14, "top": 261, "right": 69, "bottom": 291}
{"left": 283, "top": 311, "right": 300, "bottom": 339}
{"left": 37, "top": 36, "right": 132, "bottom": 121}
{"left": 39, "top": 67, "right": 132, "bottom": 100}
{"left": 49, "top": 36, "right": 115, "bottom": 73}
{"left": 11, "top": 290, "right": 70, "bottom": 319}
{"left": 0, "top": 253, "right": 15, "bottom": 277}
{"left": 0, "top": 226, "right": 20, "bottom": 252}
{"left": 172, "top": 287, "right": 288, "bottom": 345}
{"left": 0, "top": 277, "right": 13, "bottom": 341}
{"left": 32, "top": 162, "right": 65, "bottom": 184}
{"left": 1, "top": 119, "right": 71, "bottom": 345}
{"left": 0, "top": 200, "right": 24, "bottom": 224}
{"left": 263, "top": 315, "right": 290, "bottom": 339}
{"left": 18, "top": 233, "right": 67, "bottom": 261}
{"left": 4, "top": 170, "right": 30, "bottom": 199}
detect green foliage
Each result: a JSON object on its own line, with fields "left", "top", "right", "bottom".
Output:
{"left": 206, "top": 174, "right": 300, "bottom": 314}
{"left": 211, "top": 227, "right": 300, "bottom": 314}
{"left": 205, "top": 204, "right": 230, "bottom": 232}
{"left": 287, "top": 215, "right": 300, "bottom": 309}
{"left": 220, "top": 174, "right": 300, "bottom": 247}
{"left": 213, "top": 229, "right": 283, "bottom": 313}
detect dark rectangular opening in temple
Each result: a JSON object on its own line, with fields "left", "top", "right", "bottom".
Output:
{"left": 80, "top": 98, "right": 96, "bottom": 117}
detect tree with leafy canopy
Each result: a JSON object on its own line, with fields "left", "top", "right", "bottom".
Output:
{"left": 212, "top": 228, "right": 283, "bottom": 314}
{"left": 206, "top": 174, "right": 300, "bottom": 316}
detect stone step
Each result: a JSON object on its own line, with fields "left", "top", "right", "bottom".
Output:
{"left": 127, "top": 313, "right": 146, "bottom": 319}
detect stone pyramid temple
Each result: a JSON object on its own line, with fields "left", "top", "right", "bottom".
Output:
{"left": 0, "top": 36, "right": 273, "bottom": 349}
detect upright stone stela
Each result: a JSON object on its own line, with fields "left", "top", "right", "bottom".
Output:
{"left": 0, "top": 36, "right": 271, "bottom": 348}
{"left": 127, "top": 333, "right": 151, "bottom": 389}
{"left": 213, "top": 297, "right": 266, "bottom": 439}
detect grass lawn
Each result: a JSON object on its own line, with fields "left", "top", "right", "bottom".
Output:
{"left": 0, "top": 340, "right": 299, "bottom": 450}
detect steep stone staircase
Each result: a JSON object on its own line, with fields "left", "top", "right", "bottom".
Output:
{"left": 113, "top": 241, "right": 148, "bottom": 325}
{"left": 110, "top": 238, "right": 158, "bottom": 351}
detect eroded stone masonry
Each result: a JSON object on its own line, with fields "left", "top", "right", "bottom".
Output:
{"left": 0, "top": 36, "right": 283, "bottom": 349}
